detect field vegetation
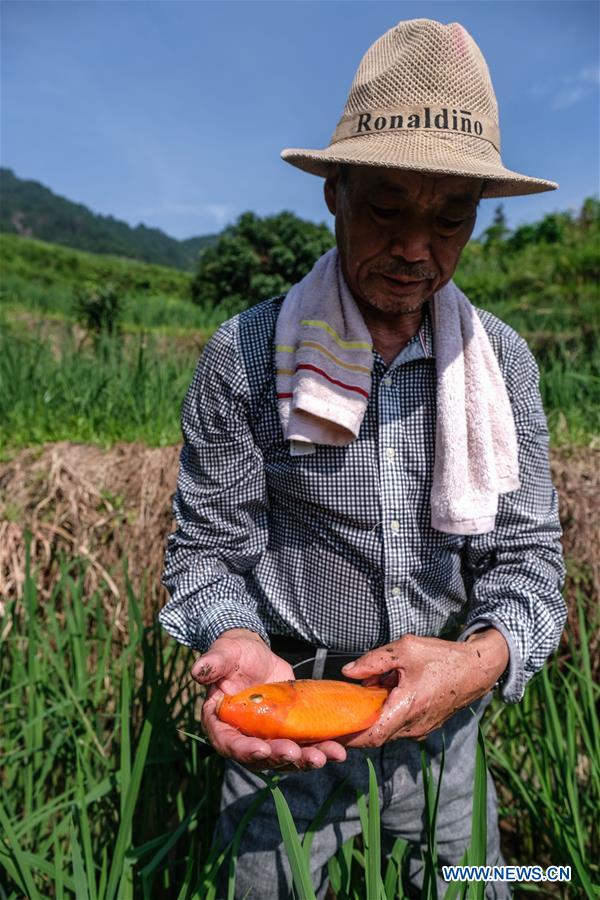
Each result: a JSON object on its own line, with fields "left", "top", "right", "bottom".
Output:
{"left": 1, "top": 198, "right": 598, "bottom": 452}
{"left": 1, "top": 553, "right": 597, "bottom": 898}
{"left": 0, "top": 197, "right": 599, "bottom": 897}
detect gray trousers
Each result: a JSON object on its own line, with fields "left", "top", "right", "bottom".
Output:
{"left": 215, "top": 692, "right": 510, "bottom": 899}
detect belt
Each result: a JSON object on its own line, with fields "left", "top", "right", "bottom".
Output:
{"left": 269, "top": 634, "right": 360, "bottom": 681}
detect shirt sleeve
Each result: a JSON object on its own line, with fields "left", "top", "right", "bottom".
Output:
{"left": 456, "top": 334, "right": 567, "bottom": 704}
{"left": 158, "top": 317, "right": 271, "bottom": 652}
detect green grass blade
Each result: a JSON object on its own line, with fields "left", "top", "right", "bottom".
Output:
{"left": 105, "top": 713, "right": 154, "bottom": 900}
{"left": 120, "top": 664, "right": 132, "bottom": 814}
{"left": 54, "top": 830, "right": 64, "bottom": 900}
{"left": 0, "top": 843, "right": 77, "bottom": 894}
{"left": 0, "top": 797, "right": 41, "bottom": 900}
{"left": 75, "top": 753, "right": 98, "bottom": 900}
{"left": 564, "top": 833, "right": 597, "bottom": 899}
{"left": 420, "top": 744, "right": 440, "bottom": 900}
{"left": 97, "top": 848, "right": 108, "bottom": 900}
{"left": 328, "top": 836, "right": 355, "bottom": 898}
{"left": 383, "top": 837, "right": 409, "bottom": 899}
{"left": 356, "top": 791, "right": 369, "bottom": 846}
{"left": 70, "top": 819, "right": 90, "bottom": 900}
{"left": 118, "top": 663, "right": 133, "bottom": 899}
{"left": 176, "top": 848, "right": 197, "bottom": 900}
{"left": 467, "top": 724, "right": 488, "bottom": 898}
{"left": 140, "top": 797, "right": 205, "bottom": 881}
{"left": 576, "top": 598, "right": 600, "bottom": 753}
{"left": 268, "top": 783, "right": 317, "bottom": 900}
{"left": 226, "top": 787, "right": 271, "bottom": 900}
{"left": 442, "top": 849, "right": 469, "bottom": 900}
{"left": 365, "top": 757, "right": 382, "bottom": 900}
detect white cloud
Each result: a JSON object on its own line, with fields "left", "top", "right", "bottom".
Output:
{"left": 550, "top": 64, "right": 600, "bottom": 110}
{"left": 551, "top": 85, "right": 587, "bottom": 110}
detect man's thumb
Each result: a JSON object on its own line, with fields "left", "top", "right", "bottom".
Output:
{"left": 191, "top": 650, "right": 228, "bottom": 684}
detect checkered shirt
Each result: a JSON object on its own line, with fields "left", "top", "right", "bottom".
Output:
{"left": 159, "top": 295, "right": 566, "bottom": 704}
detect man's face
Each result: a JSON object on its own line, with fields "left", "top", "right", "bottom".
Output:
{"left": 324, "top": 165, "right": 483, "bottom": 317}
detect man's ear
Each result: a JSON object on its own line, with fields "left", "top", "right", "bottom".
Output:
{"left": 324, "top": 166, "right": 340, "bottom": 216}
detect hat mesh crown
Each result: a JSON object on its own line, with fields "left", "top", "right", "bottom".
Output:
{"left": 346, "top": 19, "right": 498, "bottom": 122}
{"left": 280, "top": 17, "right": 558, "bottom": 197}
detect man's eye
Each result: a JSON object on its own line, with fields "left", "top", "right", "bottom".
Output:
{"left": 437, "top": 217, "right": 468, "bottom": 229}
{"left": 370, "top": 205, "right": 400, "bottom": 219}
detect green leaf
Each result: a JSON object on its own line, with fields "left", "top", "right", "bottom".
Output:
{"left": 74, "top": 753, "right": 98, "bottom": 900}
{"left": 442, "top": 849, "right": 469, "bottom": 900}
{"left": 0, "top": 796, "right": 41, "bottom": 900}
{"left": 420, "top": 742, "right": 442, "bottom": 900}
{"left": 465, "top": 723, "right": 488, "bottom": 900}
{"left": 140, "top": 798, "right": 205, "bottom": 881}
{"left": 105, "top": 712, "right": 154, "bottom": 900}
{"left": 383, "top": 836, "right": 409, "bottom": 900}
{"left": 365, "top": 757, "right": 382, "bottom": 900}
{"left": 268, "top": 783, "right": 317, "bottom": 900}
{"left": 70, "top": 818, "right": 90, "bottom": 900}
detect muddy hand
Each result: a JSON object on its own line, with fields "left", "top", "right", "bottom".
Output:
{"left": 340, "top": 630, "right": 509, "bottom": 745}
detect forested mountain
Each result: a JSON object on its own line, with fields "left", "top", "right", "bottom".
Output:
{"left": 0, "top": 168, "right": 216, "bottom": 271}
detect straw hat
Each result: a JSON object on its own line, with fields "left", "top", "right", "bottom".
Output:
{"left": 281, "top": 18, "right": 558, "bottom": 198}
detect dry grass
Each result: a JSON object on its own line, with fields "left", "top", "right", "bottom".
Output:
{"left": 1, "top": 441, "right": 598, "bottom": 663}
{"left": 0, "top": 442, "right": 179, "bottom": 631}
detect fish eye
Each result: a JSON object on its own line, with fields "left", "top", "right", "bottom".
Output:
{"left": 249, "top": 693, "right": 263, "bottom": 703}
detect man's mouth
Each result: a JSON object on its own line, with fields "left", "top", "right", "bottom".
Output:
{"left": 378, "top": 273, "right": 431, "bottom": 292}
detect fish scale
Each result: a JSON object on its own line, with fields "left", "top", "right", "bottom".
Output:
{"left": 217, "top": 679, "right": 389, "bottom": 742}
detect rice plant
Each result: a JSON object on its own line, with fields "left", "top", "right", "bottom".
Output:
{"left": 0, "top": 549, "right": 597, "bottom": 897}
{"left": 0, "top": 324, "right": 201, "bottom": 450}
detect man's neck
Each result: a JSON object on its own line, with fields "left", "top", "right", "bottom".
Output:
{"left": 354, "top": 300, "right": 425, "bottom": 367}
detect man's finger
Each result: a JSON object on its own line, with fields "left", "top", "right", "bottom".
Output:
{"left": 341, "top": 645, "right": 403, "bottom": 679}
{"left": 311, "top": 740, "right": 347, "bottom": 763}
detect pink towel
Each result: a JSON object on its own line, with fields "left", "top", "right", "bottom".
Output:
{"left": 275, "top": 249, "right": 373, "bottom": 448}
{"left": 275, "top": 248, "right": 520, "bottom": 534}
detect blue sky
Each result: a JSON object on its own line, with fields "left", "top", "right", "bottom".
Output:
{"left": 2, "top": 1, "right": 599, "bottom": 242}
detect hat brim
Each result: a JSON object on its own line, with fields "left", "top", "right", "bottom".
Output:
{"left": 281, "top": 130, "right": 557, "bottom": 198}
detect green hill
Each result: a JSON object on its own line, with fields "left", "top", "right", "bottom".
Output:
{"left": 0, "top": 232, "right": 192, "bottom": 298}
{"left": 0, "top": 167, "right": 216, "bottom": 271}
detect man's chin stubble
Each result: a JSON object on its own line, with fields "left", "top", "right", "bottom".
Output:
{"left": 360, "top": 291, "right": 430, "bottom": 317}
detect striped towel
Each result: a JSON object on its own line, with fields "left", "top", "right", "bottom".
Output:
{"left": 275, "top": 248, "right": 373, "bottom": 452}
{"left": 275, "top": 247, "right": 520, "bottom": 534}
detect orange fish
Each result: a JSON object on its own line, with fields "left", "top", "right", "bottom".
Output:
{"left": 217, "top": 679, "right": 389, "bottom": 742}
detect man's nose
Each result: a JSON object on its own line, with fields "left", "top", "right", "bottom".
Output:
{"left": 388, "top": 219, "right": 432, "bottom": 262}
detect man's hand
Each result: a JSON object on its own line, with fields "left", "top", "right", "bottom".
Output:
{"left": 340, "top": 628, "right": 509, "bottom": 746}
{"left": 193, "top": 629, "right": 347, "bottom": 771}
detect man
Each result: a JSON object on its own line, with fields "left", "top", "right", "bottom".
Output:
{"left": 160, "top": 18, "right": 566, "bottom": 898}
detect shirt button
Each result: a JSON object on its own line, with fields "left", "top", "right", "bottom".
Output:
{"left": 390, "top": 519, "right": 400, "bottom": 534}
{"left": 392, "top": 586, "right": 402, "bottom": 597}
{"left": 385, "top": 447, "right": 396, "bottom": 460}
{"left": 382, "top": 376, "right": 392, "bottom": 387}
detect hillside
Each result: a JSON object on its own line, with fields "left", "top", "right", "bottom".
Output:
{"left": 0, "top": 232, "right": 192, "bottom": 299}
{"left": 0, "top": 167, "right": 216, "bottom": 271}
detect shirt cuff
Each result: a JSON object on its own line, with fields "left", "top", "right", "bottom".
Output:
{"left": 158, "top": 599, "right": 270, "bottom": 653}
{"left": 456, "top": 618, "right": 525, "bottom": 704}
